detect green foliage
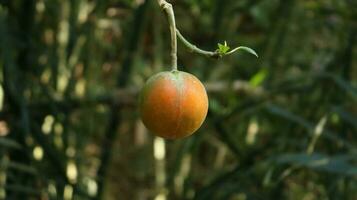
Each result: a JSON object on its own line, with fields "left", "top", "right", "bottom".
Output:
{"left": 249, "top": 68, "right": 268, "bottom": 86}
{"left": 217, "top": 41, "right": 230, "bottom": 54}
{"left": 275, "top": 153, "right": 357, "bottom": 176}
{"left": 216, "top": 42, "right": 259, "bottom": 57}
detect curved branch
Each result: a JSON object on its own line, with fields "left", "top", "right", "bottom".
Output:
{"left": 176, "top": 29, "right": 219, "bottom": 58}
{"left": 177, "top": 29, "right": 258, "bottom": 59}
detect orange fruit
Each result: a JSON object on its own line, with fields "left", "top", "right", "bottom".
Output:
{"left": 139, "top": 70, "right": 208, "bottom": 139}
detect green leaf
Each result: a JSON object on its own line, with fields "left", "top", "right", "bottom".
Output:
{"left": 0, "top": 137, "right": 22, "bottom": 149}
{"left": 249, "top": 69, "right": 268, "bottom": 86}
{"left": 217, "top": 42, "right": 230, "bottom": 54}
{"left": 224, "top": 46, "right": 259, "bottom": 57}
{"left": 209, "top": 98, "right": 229, "bottom": 115}
{"left": 216, "top": 42, "right": 258, "bottom": 58}
{"left": 265, "top": 103, "right": 356, "bottom": 151}
{"left": 8, "top": 161, "right": 37, "bottom": 175}
{"left": 235, "top": 46, "right": 258, "bottom": 57}
{"left": 275, "top": 153, "right": 357, "bottom": 176}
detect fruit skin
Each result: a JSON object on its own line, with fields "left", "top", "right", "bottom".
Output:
{"left": 139, "top": 70, "right": 208, "bottom": 139}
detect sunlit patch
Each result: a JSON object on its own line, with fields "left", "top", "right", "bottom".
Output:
{"left": 84, "top": 177, "right": 98, "bottom": 197}
{"left": 36, "top": 1, "right": 45, "bottom": 13}
{"left": 42, "top": 115, "right": 55, "bottom": 134}
{"left": 0, "top": 121, "right": 9, "bottom": 136}
{"left": 307, "top": 116, "right": 327, "bottom": 154}
{"left": 63, "top": 184, "right": 73, "bottom": 200}
{"left": 57, "top": 74, "right": 69, "bottom": 94}
{"left": 106, "top": 8, "right": 118, "bottom": 17}
{"left": 246, "top": 119, "right": 259, "bottom": 145}
{"left": 75, "top": 79, "right": 86, "bottom": 97}
{"left": 154, "top": 137, "right": 165, "bottom": 160}
{"left": 33, "top": 146, "right": 43, "bottom": 161}
{"left": 314, "top": 116, "right": 327, "bottom": 136}
{"left": 48, "top": 182, "right": 57, "bottom": 197}
{"left": 78, "top": 1, "right": 95, "bottom": 24}
{"left": 33, "top": 146, "right": 44, "bottom": 161}
{"left": 97, "top": 19, "right": 112, "bottom": 29}
{"left": 58, "top": 20, "right": 69, "bottom": 45}
{"left": 154, "top": 193, "right": 166, "bottom": 200}
{"left": 66, "top": 161, "right": 78, "bottom": 184}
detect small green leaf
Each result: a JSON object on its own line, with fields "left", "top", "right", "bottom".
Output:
{"left": 217, "top": 42, "right": 230, "bottom": 54}
{"left": 249, "top": 69, "right": 268, "bottom": 86}
{"left": 236, "top": 46, "right": 258, "bottom": 57}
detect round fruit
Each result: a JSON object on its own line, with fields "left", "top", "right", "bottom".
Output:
{"left": 139, "top": 70, "right": 208, "bottom": 139}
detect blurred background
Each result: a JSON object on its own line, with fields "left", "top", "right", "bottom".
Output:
{"left": 0, "top": 0, "right": 356, "bottom": 199}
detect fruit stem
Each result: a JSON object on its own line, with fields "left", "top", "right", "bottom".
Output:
{"left": 176, "top": 29, "right": 219, "bottom": 58}
{"left": 157, "top": 0, "right": 177, "bottom": 71}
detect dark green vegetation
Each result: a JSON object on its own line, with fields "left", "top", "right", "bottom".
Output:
{"left": 0, "top": 0, "right": 356, "bottom": 199}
